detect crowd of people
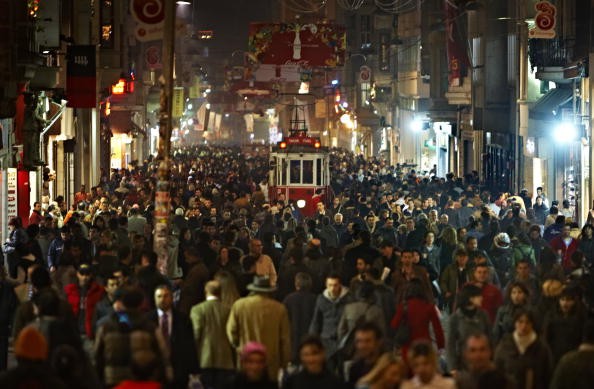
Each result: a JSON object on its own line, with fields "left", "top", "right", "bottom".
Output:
{"left": 0, "top": 145, "right": 593, "bottom": 389}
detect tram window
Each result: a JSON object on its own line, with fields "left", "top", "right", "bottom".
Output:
{"left": 303, "top": 160, "right": 313, "bottom": 184}
{"left": 290, "top": 160, "right": 301, "bottom": 183}
{"left": 316, "top": 159, "right": 322, "bottom": 186}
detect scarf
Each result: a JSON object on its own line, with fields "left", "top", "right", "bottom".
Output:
{"left": 513, "top": 330, "right": 537, "bottom": 354}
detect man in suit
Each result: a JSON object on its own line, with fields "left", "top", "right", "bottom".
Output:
{"left": 148, "top": 284, "right": 199, "bottom": 389}
{"left": 190, "top": 280, "right": 235, "bottom": 389}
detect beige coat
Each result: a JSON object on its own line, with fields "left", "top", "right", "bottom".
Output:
{"left": 226, "top": 293, "right": 291, "bottom": 380}
{"left": 190, "top": 298, "right": 235, "bottom": 370}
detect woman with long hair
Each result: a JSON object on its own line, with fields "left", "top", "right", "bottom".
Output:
{"left": 493, "top": 281, "right": 531, "bottom": 342}
{"left": 356, "top": 352, "right": 406, "bottom": 389}
{"left": 214, "top": 270, "right": 240, "bottom": 310}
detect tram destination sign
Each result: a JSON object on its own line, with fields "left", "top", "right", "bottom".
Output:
{"left": 282, "top": 136, "right": 321, "bottom": 147}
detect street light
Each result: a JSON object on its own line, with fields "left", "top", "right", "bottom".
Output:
{"left": 554, "top": 121, "right": 578, "bottom": 143}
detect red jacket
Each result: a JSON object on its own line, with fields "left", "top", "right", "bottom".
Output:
{"left": 64, "top": 281, "right": 104, "bottom": 338}
{"left": 549, "top": 235, "right": 579, "bottom": 272}
{"left": 391, "top": 297, "right": 444, "bottom": 359}
{"left": 479, "top": 282, "right": 503, "bottom": 323}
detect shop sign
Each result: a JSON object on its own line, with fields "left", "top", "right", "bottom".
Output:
{"left": 529, "top": 1, "right": 556, "bottom": 39}
{"left": 6, "top": 168, "right": 17, "bottom": 219}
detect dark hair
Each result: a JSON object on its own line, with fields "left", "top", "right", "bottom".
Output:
{"left": 121, "top": 287, "right": 145, "bottom": 309}
{"left": 295, "top": 272, "right": 312, "bottom": 291}
{"left": 513, "top": 308, "right": 537, "bottom": 327}
{"left": 326, "top": 272, "right": 341, "bottom": 282}
{"left": 242, "top": 255, "right": 257, "bottom": 272}
{"left": 408, "top": 339, "right": 437, "bottom": 362}
{"left": 30, "top": 266, "right": 52, "bottom": 289}
{"left": 405, "top": 278, "right": 427, "bottom": 301}
{"left": 457, "top": 284, "right": 482, "bottom": 308}
{"left": 32, "top": 288, "right": 61, "bottom": 316}
{"left": 506, "top": 281, "right": 530, "bottom": 301}
{"left": 141, "top": 250, "right": 158, "bottom": 267}
{"left": 356, "top": 281, "right": 376, "bottom": 301}
{"left": 354, "top": 321, "right": 383, "bottom": 340}
{"left": 298, "top": 334, "right": 325, "bottom": 353}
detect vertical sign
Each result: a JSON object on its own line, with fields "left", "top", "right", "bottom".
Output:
{"left": 6, "top": 168, "right": 17, "bottom": 219}
{"left": 67, "top": 45, "right": 97, "bottom": 108}
{"left": 444, "top": 0, "right": 470, "bottom": 88}
{"left": 529, "top": 1, "right": 557, "bottom": 39}
{"left": 172, "top": 87, "right": 184, "bottom": 118}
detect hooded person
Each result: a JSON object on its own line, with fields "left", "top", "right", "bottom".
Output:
{"left": 489, "top": 233, "right": 514, "bottom": 286}
{"left": 0, "top": 326, "right": 67, "bottom": 388}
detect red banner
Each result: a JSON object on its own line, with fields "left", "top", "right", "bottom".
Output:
{"left": 66, "top": 45, "right": 96, "bottom": 108}
{"left": 444, "top": 0, "right": 469, "bottom": 87}
{"left": 248, "top": 23, "right": 346, "bottom": 68}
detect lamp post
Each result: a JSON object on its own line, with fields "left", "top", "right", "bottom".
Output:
{"left": 154, "top": 0, "right": 176, "bottom": 276}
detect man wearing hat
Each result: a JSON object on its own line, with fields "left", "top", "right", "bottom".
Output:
{"left": 227, "top": 275, "right": 291, "bottom": 382}
{"left": 0, "top": 327, "right": 66, "bottom": 387}
{"left": 64, "top": 264, "right": 104, "bottom": 354}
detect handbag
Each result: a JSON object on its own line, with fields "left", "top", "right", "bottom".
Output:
{"left": 393, "top": 300, "right": 411, "bottom": 347}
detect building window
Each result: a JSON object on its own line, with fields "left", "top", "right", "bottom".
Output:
{"left": 100, "top": 0, "right": 114, "bottom": 49}
{"left": 398, "top": 37, "right": 420, "bottom": 73}
{"left": 360, "top": 15, "right": 372, "bottom": 48}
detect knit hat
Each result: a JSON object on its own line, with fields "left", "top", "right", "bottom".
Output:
{"left": 240, "top": 341, "right": 267, "bottom": 361}
{"left": 15, "top": 326, "right": 48, "bottom": 361}
{"left": 493, "top": 232, "right": 511, "bottom": 248}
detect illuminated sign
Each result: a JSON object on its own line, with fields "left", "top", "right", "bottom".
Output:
{"left": 112, "top": 78, "right": 126, "bottom": 95}
{"left": 282, "top": 136, "right": 321, "bottom": 147}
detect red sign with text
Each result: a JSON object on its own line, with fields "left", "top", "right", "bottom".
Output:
{"left": 248, "top": 23, "right": 346, "bottom": 68}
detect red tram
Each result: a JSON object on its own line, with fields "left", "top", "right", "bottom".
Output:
{"left": 268, "top": 128, "right": 331, "bottom": 217}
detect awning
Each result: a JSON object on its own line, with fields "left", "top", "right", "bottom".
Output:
{"left": 529, "top": 87, "right": 573, "bottom": 121}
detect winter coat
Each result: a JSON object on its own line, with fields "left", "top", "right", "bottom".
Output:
{"left": 226, "top": 293, "right": 291, "bottom": 380}
{"left": 94, "top": 311, "right": 171, "bottom": 387}
{"left": 190, "top": 298, "right": 234, "bottom": 370}
{"left": 488, "top": 247, "right": 514, "bottom": 286}
{"left": 494, "top": 333, "right": 553, "bottom": 389}
{"left": 309, "top": 287, "right": 353, "bottom": 356}
{"left": 493, "top": 303, "right": 527, "bottom": 342}
{"left": 337, "top": 301, "right": 386, "bottom": 342}
{"left": 550, "top": 348, "right": 594, "bottom": 389}
{"left": 284, "top": 290, "right": 317, "bottom": 362}
{"left": 64, "top": 281, "right": 104, "bottom": 338}
{"left": 543, "top": 309, "right": 586, "bottom": 365}
{"left": 282, "top": 368, "right": 343, "bottom": 389}
{"left": 391, "top": 297, "right": 444, "bottom": 359}
{"left": 446, "top": 307, "right": 491, "bottom": 371}
{"left": 439, "top": 264, "right": 471, "bottom": 310}
{"left": 549, "top": 236, "right": 579, "bottom": 271}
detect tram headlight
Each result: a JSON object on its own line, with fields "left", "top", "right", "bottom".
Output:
{"left": 296, "top": 199, "right": 306, "bottom": 209}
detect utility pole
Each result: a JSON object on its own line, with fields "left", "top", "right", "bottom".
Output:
{"left": 154, "top": 0, "right": 176, "bottom": 276}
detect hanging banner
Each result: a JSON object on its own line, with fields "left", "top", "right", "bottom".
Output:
{"left": 248, "top": 23, "right": 346, "bottom": 68}
{"left": 444, "top": 0, "right": 470, "bottom": 88}
{"left": 66, "top": 45, "right": 96, "bottom": 108}
{"left": 172, "top": 87, "right": 184, "bottom": 118}
{"left": 6, "top": 168, "right": 17, "bottom": 220}
{"left": 529, "top": 1, "right": 556, "bottom": 39}
{"left": 130, "top": 0, "right": 165, "bottom": 41}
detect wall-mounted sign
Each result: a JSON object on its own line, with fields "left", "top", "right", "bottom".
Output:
{"left": 6, "top": 168, "right": 17, "bottom": 219}
{"left": 529, "top": 1, "right": 556, "bottom": 39}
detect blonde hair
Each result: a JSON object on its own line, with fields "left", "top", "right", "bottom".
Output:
{"left": 357, "top": 352, "right": 406, "bottom": 388}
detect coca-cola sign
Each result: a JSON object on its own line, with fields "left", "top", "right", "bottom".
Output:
{"left": 248, "top": 23, "right": 346, "bottom": 68}
{"left": 130, "top": 0, "right": 164, "bottom": 25}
